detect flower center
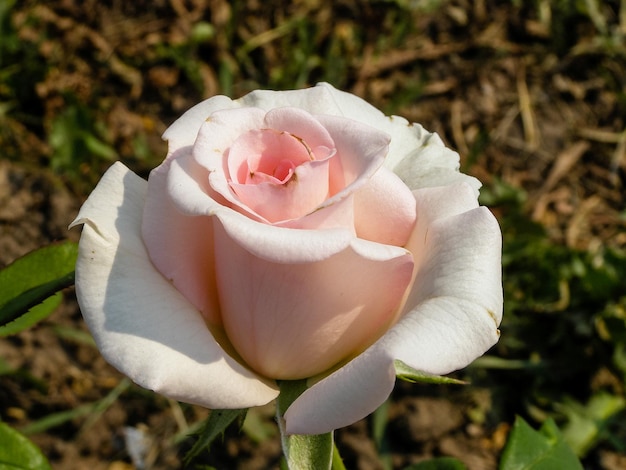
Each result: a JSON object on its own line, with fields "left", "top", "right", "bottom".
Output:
{"left": 226, "top": 126, "right": 334, "bottom": 223}
{"left": 271, "top": 159, "right": 297, "bottom": 183}
{"left": 238, "top": 129, "right": 314, "bottom": 186}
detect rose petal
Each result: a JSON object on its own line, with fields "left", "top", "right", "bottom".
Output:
{"left": 167, "top": 152, "right": 226, "bottom": 217}
{"left": 212, "top": 199, "right": 371, "bottom": 262}
{"left": 270, "top": 113, "right": 392, "bottom": 230}
{"left": 308, "top": 84, "right": 482, "bottom": 194}
{"left": 163, "top": 95, "right": 238, "bottom": 157}
{"left": 191, "top": 107, "right": 334, "bottom": 224}
{"left": 263, "top": 107, "right": 336, "bottom": 158}
{"left": 392, "top": 136, "right": 481, "bottom": 195}
{"left": 193, "top": 107, "right": 267, "bottom": 173}
{"left": 353, "top": 166, "right": 416, "bottom": 246}
{"left": 142, "top": 150, "right": 220, "bottom": 324}
{"left": 284, "top": 186, "right": 502, "bottom": 434}
{"left": 235, "top": 83, "right": 480, "bottom": 194}
{"left": 275, "top": 195, "right": 355, "bottom": 232}
{"left": 230, "top": 156, "right": 331, "bottom": 222}
{"left": 407, "top": 183, "right": 480, "bottom": 265}
{"left": 167, "top": 152, "right": 353, "bottom": 250}
{"left": 227, "top": 118, "right": 334, "bottom": 221}
{"left": 237, "top": 84, "right": 345, "bottom": 115}
{"left": 165, "top": 159, "right": 414, "bottom": 379}
{"left": 163, "top": 84, "right": 480, "bottom": 195}
{"left": 212, "top": 213, "right": 414, "bottom": 379}
{"left": 229, "top": 129, "right": 317, "bottom": 185}
{"left": 70, "top": 162, "right": 279, "bottom": 408}
{"left": 285, "top": 346, "right": 396, "bottom": 435}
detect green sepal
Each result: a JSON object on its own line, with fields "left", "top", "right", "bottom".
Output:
{"left": 184, "top": 408, "right": 247, "bottom": 465}
{"left": 394, "top": 360, "right": 467, "bottom": 385}
{"left": 277, "top": 380, "right": 334, "bottom": 470}
{"left": 282, "top": 432, "right": 334, "bottom": 470}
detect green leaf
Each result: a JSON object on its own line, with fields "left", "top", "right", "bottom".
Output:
{"left": 0, "top": 294, "right": 62, "bottom": 337}
{"left": 0, "top": 242, "right": 77, "bottom": 335}
{"left": 403, "top": 457, "right": 468, "bottom": 469}
{"left": 184, "top": 409, "right": 247, "bottom": 465}
{"left": 500, "top": 416, "right": 583, "bottom": 470}
{"left": 277, "top": 380, "right": 334, "bottom": 470}
{"left": 559, "top": 392, "right": 626, "bottom": 457}
{"left": 394, "top": 360, "right": 467, "bottom": 385}
{"left": 0, "top": 421, "right": 51, "bottom": 469}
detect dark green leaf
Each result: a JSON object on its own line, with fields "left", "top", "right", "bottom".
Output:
{"left": 184, "top": 409, "right": 248, "bottom": 465}
{"left": 0, "top": 421, "right": 51, "bottom": 469}
{"left": 500, "top": 416, "right": 583, "bottom": 470}
{"left": 394, "top": 360, "right": 467, "bottom": 385}
{"left": 0, "top": 242, "right": 77, "bottom": 334}
{"left": 0, "top": 294, "right": 62, "bottom": 337}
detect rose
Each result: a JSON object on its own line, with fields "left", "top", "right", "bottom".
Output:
{"left": 71, "top": 83, "right": 502, "bottom": 435}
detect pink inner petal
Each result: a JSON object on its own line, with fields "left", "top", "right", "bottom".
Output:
{"left": 230, "top": 158, "right": 331, "bottom": 222}
{"left": 231, "top": 128, "right": 314, "bottom": 186}
{"left": 353, "top": 166, "right": 417, "bottom": 247}
{"left": 273, "top": 159, "right": 296, "bottom": 182}
{"left": 212, "top": 215, "right": 414, "bottom": 379}
{"left": 224, "top": 117, "right": 337, "bottom": 222}
{"left": 263, "top": 107, "right": 336, "bottom": 156}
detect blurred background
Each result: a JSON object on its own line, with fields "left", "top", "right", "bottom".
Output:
{"left": 0, "top": 0, "right": 625, "bottom": 468}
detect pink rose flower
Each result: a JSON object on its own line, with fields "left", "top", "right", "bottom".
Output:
{"left": 71, "top": 83, "right": 502, "bottom": 434}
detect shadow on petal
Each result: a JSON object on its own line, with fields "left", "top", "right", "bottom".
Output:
{"left": 75, "top": 163, "right": 278, "bottom": 410}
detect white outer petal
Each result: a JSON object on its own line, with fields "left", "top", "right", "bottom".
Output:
{"left": 142, "top": 151, "right": 220, "bottom": 323}
{"left": 70, "top": 162, "right": 279, "bottom": 408}
{"left": 237, "top": 83, "right": 480, "bottom": 194}
{"left": 162, "top": 83, "right": 479, "bottom": 195}
{"left": 162, "top": 95, "right": 238, "bottom": 155}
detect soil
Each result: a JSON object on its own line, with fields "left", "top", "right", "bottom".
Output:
{"left": 1, "top": 1, "right": 625, "bottom": 469}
